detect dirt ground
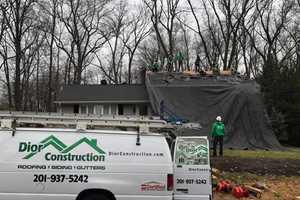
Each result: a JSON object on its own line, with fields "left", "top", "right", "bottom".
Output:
{"left": 211, "top": 157, "right": 300, "bottom": 176}
{"left": 211, "top": 156, "right": 300, "bottom": 200}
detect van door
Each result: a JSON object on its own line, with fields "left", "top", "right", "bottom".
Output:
{"left": 173, "top": 136, "right": 212, "bottom": 200}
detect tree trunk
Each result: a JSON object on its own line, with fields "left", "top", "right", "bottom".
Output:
{"left": 128, "top": 51, "right": 133, "bottom": 84}
{"left": 14, "top": 39, "right": 22, "bottom": 111}
{"left": 36, "top": 51, "right": 40, "bottom": 111}
{"left": 47, "top": 3, "right": 57, "bottom": 112}
{"left": 54, "top": 49, "right": 60, "bottom": 111}
{"left": 13, "top": 1, "right": 22, "bottom": 111}
{"left": 4, "top": 59, "right": 12, "bottom": 110}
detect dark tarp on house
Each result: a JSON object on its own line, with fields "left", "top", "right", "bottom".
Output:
{"left": 146, "top": 72, "right": 282, "bottom": 150}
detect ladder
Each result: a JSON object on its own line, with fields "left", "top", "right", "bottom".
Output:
{"left": 0, "top": 111, "right": 171, "bottom": 133}
{"left": 160, "top": 101, "right": 188, "bottom": 125}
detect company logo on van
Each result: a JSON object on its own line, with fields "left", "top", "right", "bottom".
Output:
{"left": 141, "top": 181, "right": 166, "bottom": 191}
{"left": 18, "top": 135, "right": 106, "bottom": 162}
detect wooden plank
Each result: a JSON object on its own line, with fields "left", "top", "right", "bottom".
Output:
{"left": 212, "top": 168, "right": 221, "bottom": 176}
{"left": 245, "top": 185, "right": 263, "bottom": 198}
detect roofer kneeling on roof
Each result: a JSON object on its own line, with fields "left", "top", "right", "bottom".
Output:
{"left": 211, "top": 116, "right": 225, "bottom": 157}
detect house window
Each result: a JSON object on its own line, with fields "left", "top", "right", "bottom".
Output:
{"left": 133, "top": 105, "right": 136, "bottom": 114}
{"left": 95, "top": 105, "right": 103, "bottom": 115}
{"left": 118, "top": 104, "right": 124, "bottom": 115}
{"left": 103, "top": 104, "right": 109, "bottom": 115}
{"left": 73, "top": 104, "right": 79, "bottom": 113}
{"left": 123, "top": 104, "right": 135, "bottom": 115}
{"left": 88, "top": 105, "right": 94, "bottom": 114}
{"left": 111, "top": 104, "right": 117, "bottom": 115}
{"left": 80, "top": 105, "right": 87, "bottom": 114}
{"left": 139, "top": 105, "right": 148, "bottom": 116}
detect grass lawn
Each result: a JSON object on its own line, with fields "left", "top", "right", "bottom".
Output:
{"left": 223, "top": 148, "right": 300, "bottom": 160}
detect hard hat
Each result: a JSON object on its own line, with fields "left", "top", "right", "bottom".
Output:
{"left": 216, "top": 116, "right": 222, "bottom": 121}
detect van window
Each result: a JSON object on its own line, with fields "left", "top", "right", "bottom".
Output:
{"left": 175, "top": 138, "right": 208, "bottom": 165}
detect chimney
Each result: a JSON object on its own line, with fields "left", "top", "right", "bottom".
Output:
{"left": 101, "top": 80, "right": 107, "bottom": 85}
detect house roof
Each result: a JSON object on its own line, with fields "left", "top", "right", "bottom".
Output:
{"left": 55, "top": 84, "right": 150, "bottom": 104}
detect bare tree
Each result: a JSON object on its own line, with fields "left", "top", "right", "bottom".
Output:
{"left": 93, "top": 1, "right": 149, "bottom": 84}
{"left": 1, "top": 0, "right": 39, "bottom": 110}
{"left": 143, "top": 0, "right": 182, "bottom": 71}
{"left": 0, "top": 4, "right": 5, "bottom": 44}
{"left": 0, "top": 3, "right": 14, "bottom": 108}
{"left": 92, "top": 1, "right": 127, "bottom": 84}
{"left": 0, "top": 34, "right": 14, "bottom": 109}
{"left": 122, "top": 6, "right": 151, "bottom": 83}
{"left": 175, "top": 17, "right": 192, "bottom": 71}
{"left": 21, "top": 29, "right": 46, "bottom": 110}
{"left": 57, "top": 0, "right": 110, "bottom": 84}
{"left": 187, "top": 0, "right": 255, "bottom": 71}
{"left": 186, "top": 0, "right": 214, "bottom": 68}
{"left": 38, "top": 0, "right": 59, "bottom": 111}
{"left": 244, "top": 0, "right": 295, "bottom": 68}
{"left": 180, "top": 23, "right": 190, "bottom": 70}
{"left": 136, "top": 34, "right": 161, "bottom": 70}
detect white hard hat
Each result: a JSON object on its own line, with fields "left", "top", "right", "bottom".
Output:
{"left": 216, "top": 116, "right": 222, "bottom": 121}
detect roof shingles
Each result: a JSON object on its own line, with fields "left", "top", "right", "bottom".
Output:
{"left": 56, "top": 84, "right": 149, "bottom": 103}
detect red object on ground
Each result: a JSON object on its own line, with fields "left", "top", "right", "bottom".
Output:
{"left": 232, "top": 186, "right": 249, "bottom": 198}
{"left": 216, "top": 180, "right": 231, "bottom": 192}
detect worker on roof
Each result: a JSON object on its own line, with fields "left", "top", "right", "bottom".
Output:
{"left": 149, "top": 61, "right": 159, "bottom": 72}
{"left": 175, "top": 51, "right": 184, "bottom": 71}
{"left": 211, "top": 116, "right": 225, "bottom": 157}
{"left": 195, "top": 54, "right": 200, "bottom": 72}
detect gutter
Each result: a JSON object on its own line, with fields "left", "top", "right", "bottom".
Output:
{"left": 54, "top": 100, "right": 150, "bottom": 104}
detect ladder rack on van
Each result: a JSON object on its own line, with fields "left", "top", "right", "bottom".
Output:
{"left": 0, "top": 111, "right": 171, "bottom": 133}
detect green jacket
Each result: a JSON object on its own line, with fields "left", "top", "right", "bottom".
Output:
{"left": 210, "top": 121, "right": 225, "bottom": 137}
{"left": 175, "top": 52, "right": 184, "bottom": 61}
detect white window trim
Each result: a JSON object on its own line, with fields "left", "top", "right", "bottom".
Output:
{"left": 135, "top": 105, "right": 139, "bottom": 116}
{"left": 95, "top": 105, "right": 103, "bottom": 115}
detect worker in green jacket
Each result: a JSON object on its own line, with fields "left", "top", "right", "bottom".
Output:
{"left": 211, "top": 116, "right": 225, "bottom": 156}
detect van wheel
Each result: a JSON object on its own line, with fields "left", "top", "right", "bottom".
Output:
{"left": 82, "top": 193, "right": 111, "bottom": 200}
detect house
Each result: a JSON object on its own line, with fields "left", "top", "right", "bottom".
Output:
{"left": 54, "top": 72, "right": 282, "bottom": 150}
{"left": 55, "top": 84, "right": 152, "bottom": 116}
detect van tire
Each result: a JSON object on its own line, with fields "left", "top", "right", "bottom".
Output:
{"left": 82, "top": 193, "right": 111, "bottom": 200}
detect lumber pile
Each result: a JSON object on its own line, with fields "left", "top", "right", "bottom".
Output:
{"left": 244, "top": 185, "right": 263, "bottom": 198}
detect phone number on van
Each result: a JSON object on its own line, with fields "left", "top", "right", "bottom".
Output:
{"left": 33, "top": 174, "right": 88, "bottom": 183}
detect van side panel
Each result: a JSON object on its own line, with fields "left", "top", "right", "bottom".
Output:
{"left": 0, "top": 130, "right": 173, "bottom": 200}
{"left": 0, "top": 193, "right": 75, "bottom": 200}
{"left": 0, "top": 194, "right": 171, "bottom": 200}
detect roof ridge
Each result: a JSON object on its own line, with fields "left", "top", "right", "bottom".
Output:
{"left": 64, "top": 84, "right": 146, "bottom": 87}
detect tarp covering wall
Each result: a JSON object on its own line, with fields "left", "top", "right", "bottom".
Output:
{"left": 146, "top": 73, "right": 282, "bottom": 150}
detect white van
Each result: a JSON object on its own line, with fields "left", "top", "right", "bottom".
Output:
{"left": 0, "top": 114, "right": 212, "bottom": 200}
{"left": 0, "top": 128, "right": 173, "bottom": 200}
